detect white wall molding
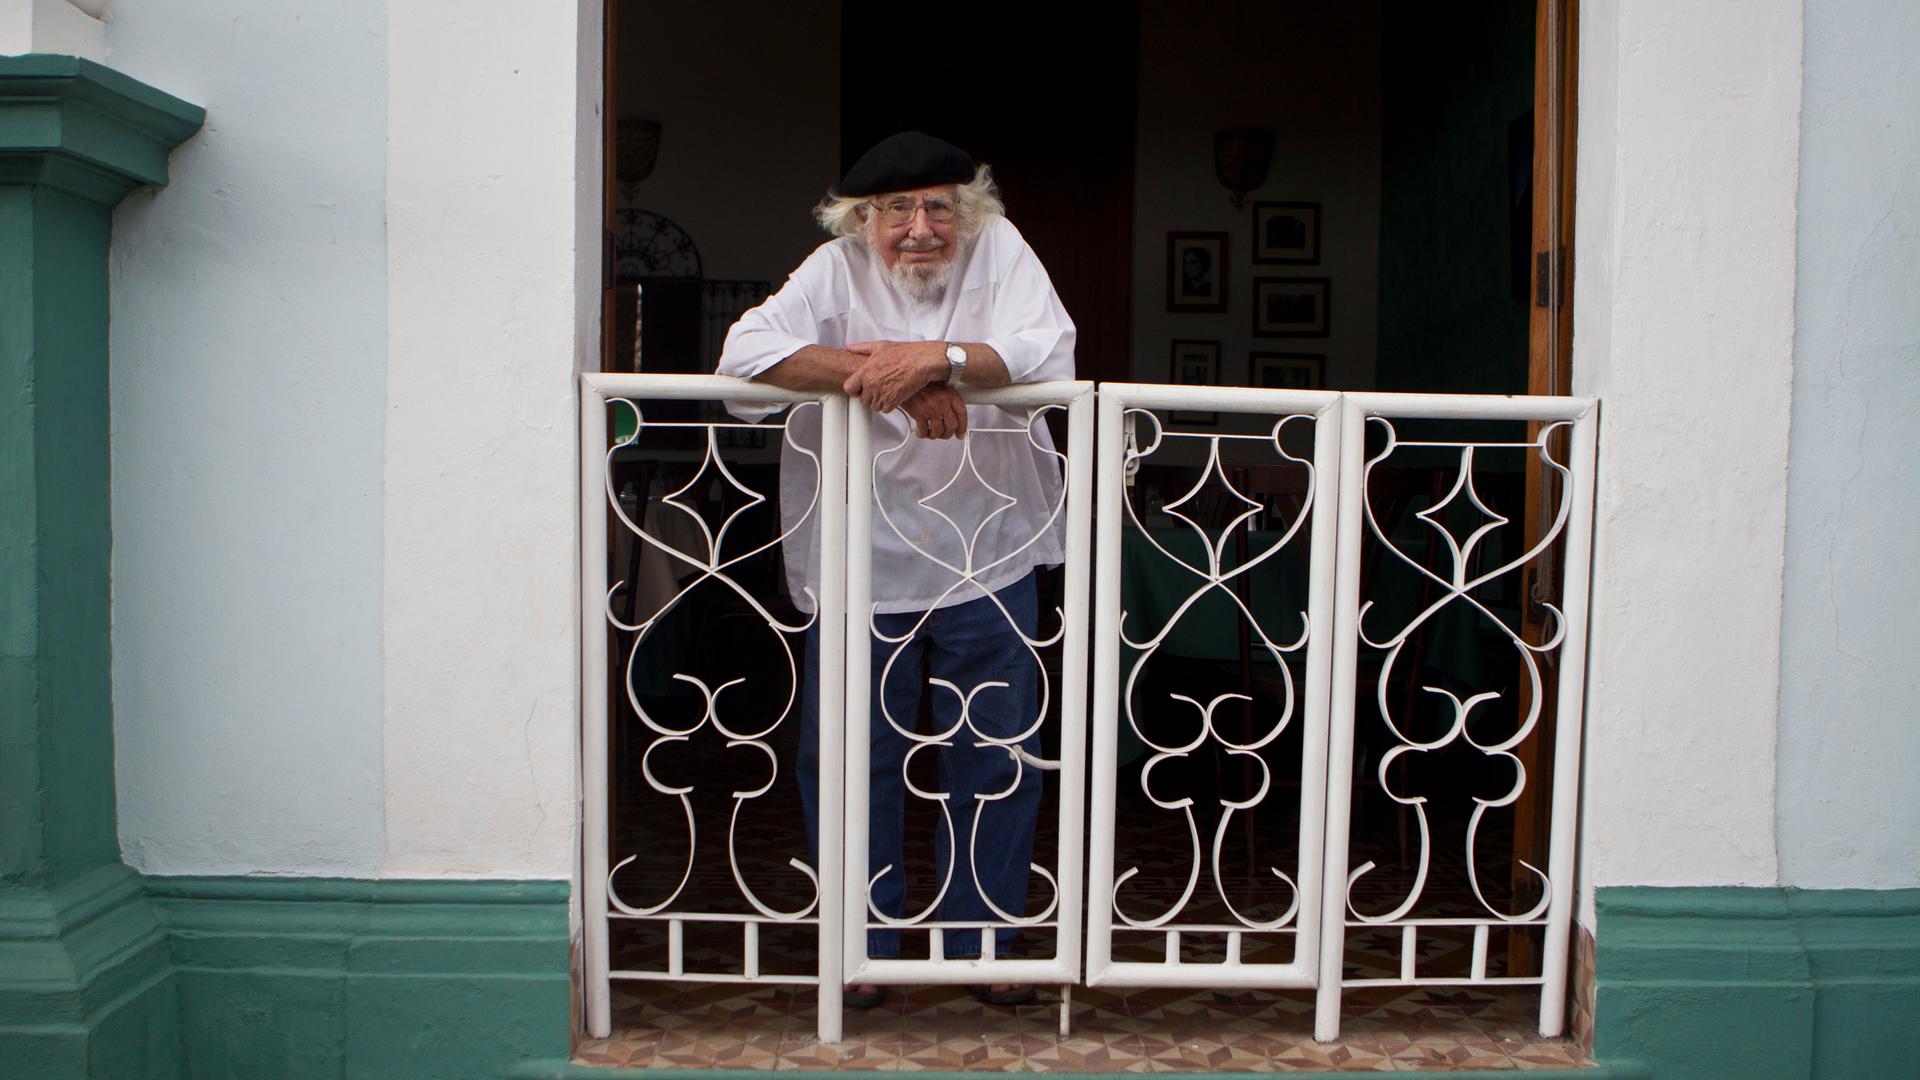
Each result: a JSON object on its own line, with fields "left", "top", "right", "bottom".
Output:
{"left": 382, "top": 0, "right": 595, "bottom": 878}
{"left": 1572, "top": 0, "right": 1804, "bottom": 923}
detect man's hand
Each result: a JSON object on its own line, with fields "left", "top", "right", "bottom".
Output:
{"left": 843, "top": 340, "right": 948, "bottom": 414}
{"left": 899, "top": 384, "right": 968, "bottom": 440}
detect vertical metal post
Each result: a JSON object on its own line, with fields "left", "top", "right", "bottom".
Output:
{"left": 1084, "top": 388, "right": 1127, "bottom": 985}
{"left": 1536, "top": 405, "right": 1599, "bottom": 1036}
{"left": 1053, "top": 386, "right": 1097, "bottom": 985}
{"left": 1293, "top": 397, "right": 1344, "bottom": 972}
{"left": 816, "top": 394, "right": 849, "bottom": 1043}
{"left": 1314, "top": 397, "right": 1369, "bottom": 1042}
{"left": 842, "top": 400, "right": 874, "bottom": 985}
{"left": 578, "top": 377, "right": 613, "bottom": 1038}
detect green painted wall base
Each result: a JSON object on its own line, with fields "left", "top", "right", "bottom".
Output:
{"left": 2, "top": 872, "right": 576, "bottom": 1079}
{"left": 1597, "top": 886, "right": 1920, "bottom": 1080}
{"left": 148, "top": 877, "right": 573, "bottom": 1080}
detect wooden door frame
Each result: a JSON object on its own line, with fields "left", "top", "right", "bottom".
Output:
{"left": 1514, "top": 0, "right": 1579, "bottom": 972}
{"left": 600, "top": 0, "right": 620, "bottom": 373}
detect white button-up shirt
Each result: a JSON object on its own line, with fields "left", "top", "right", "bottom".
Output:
{"left": 717, "top": 216, "right": 1076, "bottom": 614}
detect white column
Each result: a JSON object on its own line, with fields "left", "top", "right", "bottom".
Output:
{"left": 1571, "top": 0, "right": 1804, "bottom": 924}
{"left": 383, "top": 0, "right": 600, "bottom": 878}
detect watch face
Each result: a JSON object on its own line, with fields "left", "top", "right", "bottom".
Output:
{"left": 946, "top": 344, "right": 967, "bottom": 364}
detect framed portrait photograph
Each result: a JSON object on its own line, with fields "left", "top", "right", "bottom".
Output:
{"left": 1253, "top": 277, "right": 1331, "bottom": 337}
{"left": 1168, "top": 339, "right": 1220, "bottom": 424}
{"left": 1252, "top": 201, "right": 1321, "bottom": 265}
{"left": 1251, "top": 352, "right": 1327, "bottom": 391}
{"left": 1166, "top": 232, "right": 1229, "bottom": 313}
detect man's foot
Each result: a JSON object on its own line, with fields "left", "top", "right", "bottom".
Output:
{"left": 844, "top": 983, "right": 889, "bottom": 1009}
{"left": 965, "top": 983, "right": 1036, "bottom": 1006}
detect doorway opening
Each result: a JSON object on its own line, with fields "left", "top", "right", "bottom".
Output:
{"left": 590, "top": 0, "right": 1584, "bottom": 1069}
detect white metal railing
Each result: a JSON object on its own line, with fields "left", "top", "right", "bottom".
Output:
{"left": 579, "top": 374, "right": 1597, "bottom": 1046}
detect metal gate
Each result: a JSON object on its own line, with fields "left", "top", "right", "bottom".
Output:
{"left": 581, "top": 374, "right": 1596, "bottom": 1046}
{"left": 840, "top": 382, "right": 1096, "bottom": 1003}
{"left": 1086, "top": 383, "right": 1343, "bottom": 997}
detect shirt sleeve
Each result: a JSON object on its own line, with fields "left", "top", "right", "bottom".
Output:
{"left": 981, "top": 221, "right": 1077, "bottom": 384}
{"left": 715, "top": 247, "right": 839, "bottom": 421}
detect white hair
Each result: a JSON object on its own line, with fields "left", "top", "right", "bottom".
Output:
{"left": 811, "top": 162, "right": 1006, "bottom": 240}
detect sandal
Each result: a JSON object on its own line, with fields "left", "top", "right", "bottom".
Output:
{"left": 965, "top": 983, "right": 1036, "bottom": 1006}
{"left": 843, "top": 984, "right": 889, "bottom": 1009}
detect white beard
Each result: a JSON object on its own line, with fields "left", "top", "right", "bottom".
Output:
{"left": 865, "top": 218, "right": 965, "bottom": 304}
{"left": 886, "top": 258, "right": 954, "bottom": 304}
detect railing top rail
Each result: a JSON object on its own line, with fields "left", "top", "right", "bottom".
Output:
{"left": 953, "top": 379, "right": 1093, "bottom": 407}
{"left": 578, "top": 374, "right": 1595, "bottom": 421}
{"left": 581, "top": 373, "right": 1094, "bottom": 408}
{"left": 1096, "top": 382, "right": 1342, "bottom": 413}
{"left": 1341, "top": 390, "right": 1596, "bottom": 421}
{"left": 580, "top": 372, "right": 828, "bottom": 403}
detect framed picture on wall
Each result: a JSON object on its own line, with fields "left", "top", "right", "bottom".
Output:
{"left": 1169, "top": 339, "right": 1220, "bottom": 424}
{"left": 1166, "top": 232, "right": 1229, "bottom": 313}
{"left": 1253, "top": 277, "right": 1331, "bottom": 337}
{"left": 1251, "top": 352, "right": 1327, "bottom": 390}
{"left": 1253, "top": 201, "right": 1321, "bottom": 264}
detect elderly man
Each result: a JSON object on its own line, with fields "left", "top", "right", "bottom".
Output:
{"left": 717, "top": 131, "right": 1074, "bottom": 1007}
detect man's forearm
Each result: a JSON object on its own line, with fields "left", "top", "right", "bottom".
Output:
{"left": 753, "top": 345, "right": 862, "bottom": 393}
{"left": 953, "top": 342, "right": 1011, "bottom": 388}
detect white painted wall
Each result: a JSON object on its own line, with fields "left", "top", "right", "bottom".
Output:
{"left": 381, "top": 0, "right": 593, "bottom": 878}
{"left": 1775, "top": 0, "right": 1920, "bottom": 890}
{"left": 1130, "top": 0, "right": 1381, "bottom": 391}
{"left": 1571, "top": 0, "right": 1803, "bottom": 922}
{"left": 106, "top": 1, "right": 389, "bottom": 875}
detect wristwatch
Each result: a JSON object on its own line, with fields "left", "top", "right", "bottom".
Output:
{"left": 944, "top": 342, "right": 968, "bottom": 385}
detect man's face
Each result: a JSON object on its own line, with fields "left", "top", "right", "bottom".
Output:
{"left": 865, "top": 184, "right": 961, "bottom": 282}
{"left": 1183, "top": 249, "right": 1208, "bottom": 289}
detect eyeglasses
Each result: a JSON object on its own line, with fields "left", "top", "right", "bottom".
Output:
{"left": 870, "top": 196, "right": 957, "bottom": 226}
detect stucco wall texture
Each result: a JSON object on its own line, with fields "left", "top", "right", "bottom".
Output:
{"left": 1571, "top": 0, "right": 1803, "bottom": 923}
{"left": 1775, "top": 0, "right": 1920, "bottom": 889}
{"left": 107, "top": 1, "right": 390, "bottom": 876}
{"left": 380, "top": 0, "right": 591, "bottom": 879}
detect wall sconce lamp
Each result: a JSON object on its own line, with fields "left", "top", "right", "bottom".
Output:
{"left": 1214, "top": 128, "right": 1274, "bottom": 210}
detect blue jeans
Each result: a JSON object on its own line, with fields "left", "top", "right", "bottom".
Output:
{"left": 799, "top": 573, "right": 1043, "bottom": 959}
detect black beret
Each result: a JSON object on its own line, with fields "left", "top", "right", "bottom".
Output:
{"left": 838, "top": 131, "right": 976, "bottom": 197}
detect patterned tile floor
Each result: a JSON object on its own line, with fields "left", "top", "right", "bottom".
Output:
{"left": 576, "top": 982, "right": 1592, "bottom": 1072}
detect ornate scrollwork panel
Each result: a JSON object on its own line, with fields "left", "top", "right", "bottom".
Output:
{"left": 1106, "top": 408, "right": 1323, "bottom": 969}
{"left": 601, "top": 397, "right": 824, "bottom": 980}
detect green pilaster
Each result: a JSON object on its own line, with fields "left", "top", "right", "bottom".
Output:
{"left": 0, "top": 54, "right": 202, "bottom": 1077}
